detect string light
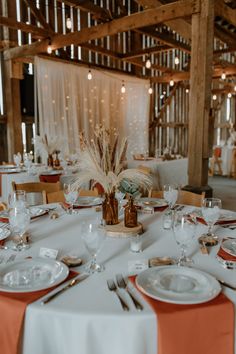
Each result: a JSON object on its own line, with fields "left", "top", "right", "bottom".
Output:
{"left": 145, "top": 57, "right": 151, "bottom": 69}
{"left": 160, "top": 94, "right": 164, "bottom": 99}
{"left": 66, "top": 17, "right": 72, "bottom": 29}
{"left": 47, "top": 38, "right": 52, "bottom": 54}
{"left": 121, "top": 81, "right": 126, "bottom": 93}
{"left": 221, "top": 72, "right": 226, "bottom": 80}
{"left": 169, "top": 79, "right": 174, "bottom": 87}
{"left": 228, "top": 92, "right": 232, "bottom": 98}
{"left": 234, "top": 85, "right": 236, "bottom": 91}
{"left": 87, "top": 69, "right": 92, "bottom": 80}
{"left": 148, "top": 87, "right": 153, "bottom": 94}
{"left": 185, "top": 88, "right": 189, "bottom": 93}
{"left": 212, "top": 94, "right": 217, "bottom": 100}
{"left": 174, "top": 57, "right": 180, "bottom": 65}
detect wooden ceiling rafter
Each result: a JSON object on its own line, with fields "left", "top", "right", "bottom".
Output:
{"left": 4, "top": 0, "right": 200, "bottom": 61}
{"left": 22, "top": 0, "right": 54, "bottom": 34}
{"left": 0, "top": 16, "right": 50, "bottom": 39}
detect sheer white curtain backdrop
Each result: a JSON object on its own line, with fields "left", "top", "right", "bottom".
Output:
{"left": 34, "top": 56, "right": 150, "bottom": 159}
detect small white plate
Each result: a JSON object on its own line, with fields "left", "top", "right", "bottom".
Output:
{"left": 0, "top": 227, "right": 11, "bottom": 241}
{"left": 0, "top": 258, "right": 69, "bottom": 293}
{"left": 139, "top": 198, "right": 168, "bottom": 208}
{"left": 29, "top": 207, "right": 48, "bottom": 219}
{"left": 221, "top": 239, "right": 236, "bottom": 257}
{"left": 74, "top": 197, "right": 103, "bottom": 207}
{"left": 136, "top": 266, "right": 221, "bottom": 305}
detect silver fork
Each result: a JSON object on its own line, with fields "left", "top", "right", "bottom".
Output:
{"left": 116, "top": 274, "right": 143, "bottom": 311}
{"left": 107, "top": 279, "right": 129, "bottom": 311}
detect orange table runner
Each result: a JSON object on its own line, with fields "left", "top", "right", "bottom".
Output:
{"left": 129, "top": 276, "right": 234, "bottom": 354}
{"left": 0, "top": 270, "right": 77, "bottom": 354}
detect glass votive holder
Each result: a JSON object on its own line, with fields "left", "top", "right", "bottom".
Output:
{"left": 162, "top": 210, "right": 174, "bottom": 230}
{"left": 130, "top": 233, "right": 143, "bottom": 253}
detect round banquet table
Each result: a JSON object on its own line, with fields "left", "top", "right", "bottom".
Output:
{"left": 1, "top": 204, "right": 236, "bottom": 354}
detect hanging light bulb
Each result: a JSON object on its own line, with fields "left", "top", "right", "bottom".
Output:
{"left": 145, "top": 57, "right": 151, "bottom": 69}
{"left": 47, "top": 39, "right": 52, "bottom": 54}
{"left": 185, "top": 88, "right": 189, "bottom": 93}
{"left": 169, "top": 79, "right": 174, "bottom": 87}
{"left": 87, "top": 69, "right": 92, "bottom": 80}
{"left": 174, "top": 57, "right": 180, "bottom": 65}
{"left": 148, "top": 87, "right": 153, "bottom": 94}
{"left": 66, "top": 17, "right": 72, "bottom": 29}
{"left": 212, "top": 94, "right": 217, "bottom": 100}
{"left": 234, "top": 85, "right": 236, "bottom": 91}
{"left": 228, "top": 92, "right": 232, "bottom": 98}
{"left": 160, "top": 94, "right": 164, "bottom": 99}
{"left": 121, "top": 81, "right": 126, "bottom": 93}
{"left": 221, "top": 72, "right": 226, "bottom": 80}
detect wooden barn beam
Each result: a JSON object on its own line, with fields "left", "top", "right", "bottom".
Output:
{"left": 4, "top": 0, "right": 200, "bottom": 60}
{"left": 214, "top": 24, "right": 236, "bottom": 47}
{"left": 184, "top": 0, "right": 214, "bottom": 196}
{"left": 0, "top": 16, "right": 50, "bottom": 38}
{"left": 23, "top": 0, "right": 54, "bottom": 33}
{"left": 121, "top": 44, "right": 171, "bottom": 60}
{"left": 135, "top": 0, "right": 192, "bottom": 41}
{"left": 215, "top": 0, "right": 236, "bottom": 27}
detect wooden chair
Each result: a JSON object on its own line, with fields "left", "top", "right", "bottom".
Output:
{"left": 209, "top": 147, "right": 223, "bottom": 176}
{"left": 12, "top": 181, "right": 61, "bottom": 205}
{"left": 149, "top": 189, "right": 205, "bottom": 207}
{"left": 44, "top": 188, "right": 99, "bottom": 204}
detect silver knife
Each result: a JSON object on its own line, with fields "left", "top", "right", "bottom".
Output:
{"left": 41, "top": 273, "right": 88, "bottom": 305}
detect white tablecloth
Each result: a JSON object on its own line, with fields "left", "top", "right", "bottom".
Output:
{"left": 1, "top": 204, "right": 235, "bottom": 354}
{"left": 127, "top": 158, "right": 188, "bottom": 189}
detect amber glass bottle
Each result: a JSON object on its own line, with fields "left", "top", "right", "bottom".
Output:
{"left": 124, "top": 197, "right": 138, "bottom": 228}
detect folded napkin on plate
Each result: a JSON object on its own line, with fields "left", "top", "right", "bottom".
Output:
{"left": 0, "top": 270, "right": 78, "bottom": 354}
{"left": 129, "top": 276, "right": 234, "bottom": 354}
{"left": 217, "top": 238, "right": 236, "bottom": 262}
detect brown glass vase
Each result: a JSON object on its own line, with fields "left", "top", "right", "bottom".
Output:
{"left": 102, "top": 192, "right": 119, "bottom": 225}
{"left": 47, "top": 154, "right": 54, "bottom": 167}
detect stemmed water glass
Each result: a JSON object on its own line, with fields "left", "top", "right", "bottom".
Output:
{"left": 8, "top": 190, "right": 27, "bottom": 209}
{"left": 9, "top": 206, "right": 31, "bottom": 251}
{"left": 63, "top": 183, "right": 78, "bottom": 214}
{"left": 23, "top": 153, "right": 33, "bottom": 174}
{"left": 173, "top": 213, "right": 197, "bottom": 266}
{"left": 199, "top": 198, "right": 222, "bottom": 245}
{"left": 81, "top": 220, "right": 105, "bottom": 274}
{"left": 13, "top": 153, "right": 22, "bottom": 170}
{"left": 163, "top": 184, "right": 178, "bottom": 209}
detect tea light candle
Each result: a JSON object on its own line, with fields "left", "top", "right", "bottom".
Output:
{"left": 130, "top": 234, "right": 142, "bottom": 253}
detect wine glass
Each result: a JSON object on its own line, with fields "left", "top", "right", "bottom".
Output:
{"left": 9, "top": 207, "right": 31, "bottom": 251}
{"left": 23, "top": 153, "right": 33, "bottom": 174}
{"left": 173, "top": 213, "right": 197, "bottom": 266}
{"left": 163, "top": 184, "right": 178, "bottom": 209}
{"left": 200, "top": 198, "right": 222, "bottom": 245}
{"left": 81, "top": 220, "right": 105, "bottom": 274}
{"left": 63, "top": 183, "right": 78, "bottom": 214}
{"left": 8, "top": 190, "right": 27, "bottom": 209}
{"left": 13, "top": 153, "right": 22, "bottom": 169}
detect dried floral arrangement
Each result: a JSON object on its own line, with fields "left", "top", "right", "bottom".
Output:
{"left": 72, "top": 125, "right": 153, "bottom": 194}
{"left": 35, "top": 134, "right": 61, "bottom": 156}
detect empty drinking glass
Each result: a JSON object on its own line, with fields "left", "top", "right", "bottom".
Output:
{"left": 81, "top": 220, "right": 105, "bottom": 273}
{"left": 9, "top": 207, "right": 31, "bottom": 251}
{"left": 200, "top": 198, "right": 222, "bottom": 245}
{"left": 8, "top": 190, "right": 27, "bottom": 209}
{"left": 173, "top": 213, "right": 197, "bottom": 266}
{"left": 163, "top": 184, "right": 178, "bottom": 209}
{"left": 63, "top": 183, "right": 78, "bottom": 214}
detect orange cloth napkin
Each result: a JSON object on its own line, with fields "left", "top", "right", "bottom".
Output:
{"left": 129, "top": 276, "right": 234, "bottom": 354}
{"left": 0, "top": 270, "right": 77, "bottom": 354}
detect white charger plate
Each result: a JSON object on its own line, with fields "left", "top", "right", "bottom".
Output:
{"left": 74, "top": 196, "right": 103, "bottom": 207}
{"left": 139, "top": 198, "right": 168, "bottom": 208}
{"left": 221, "top": 239, "right": 236, "bottom": 257}
{"left": 0, "top": 258, "right": 69, "bottom": 293}
{"left": 136, "top": 266, "right": 221, "bottom": 305}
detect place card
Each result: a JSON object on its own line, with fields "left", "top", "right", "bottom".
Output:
{"left": 39, "top": 247, "right": 58, "bottom": 260}
{"left": 128, "top": 259, "right": 149, "bottom": 275}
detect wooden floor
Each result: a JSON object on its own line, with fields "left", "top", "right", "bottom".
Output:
{"left": 209, "top": 176, "right": 236, "bottom": 211}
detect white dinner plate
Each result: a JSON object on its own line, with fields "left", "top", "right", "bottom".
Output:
{"left": 40, "top": 170, "right": 62, "bottom": 176}
{"left": 74, "top": 196, "right": 103, "bottom": 207}
{"left": 136, "top": 266, "right": 221, "bottom": 305}
{"left": 0, "top": 227, "right": 11, "bottom": 240}
{"left": 221, "top": 239, "right": 236, "bottom": 257}
{"left": 139, "top": 198, "right": 168, "bottom": 208}
{"left": 0, "top": 258, "right": 69, "bottom": 293}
